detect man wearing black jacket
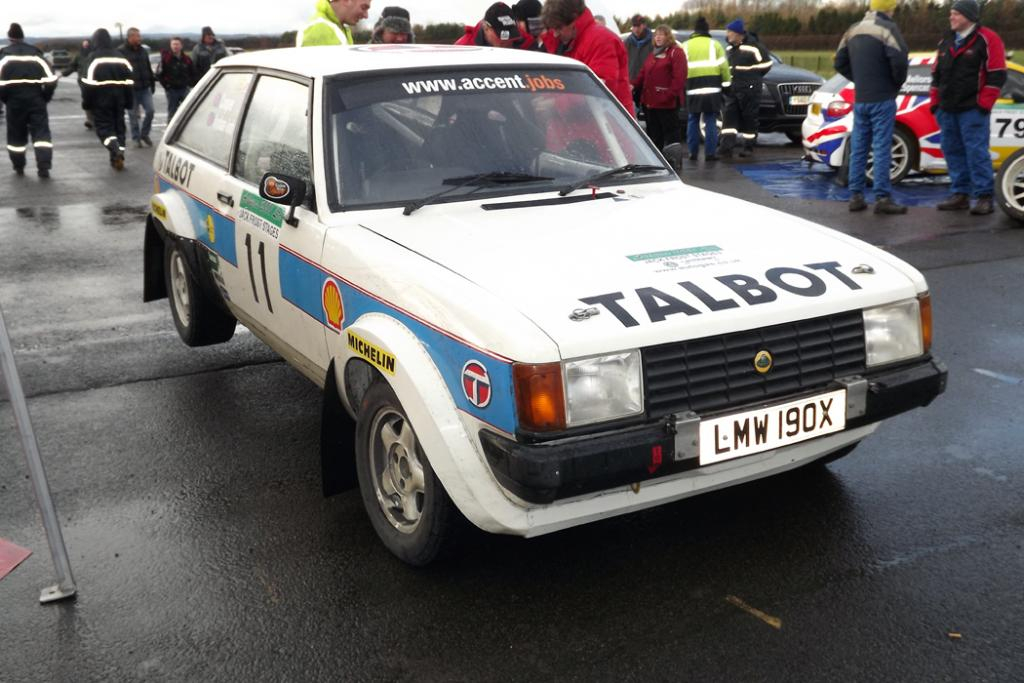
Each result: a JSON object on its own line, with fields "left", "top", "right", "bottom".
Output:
{"left": 120, "top": 27, "right": 155, "bottom": 147}
{"left": 0, "top": 23, "right": 57, "bottom": 177}
{"left": 930, "top": 0, "right": 1006, "bottom": 215}
{"left": 721, "top": 18, "right": 772, "bottom": 158}
{"left": 158, "top": 37, "right": 195, "bottom": 120}
{"left": 834, "top": 0, "right": 909, "bottom": 215}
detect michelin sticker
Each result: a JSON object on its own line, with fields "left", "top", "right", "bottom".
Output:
{"left": 347, "top": 331, "right": 397, "bottom": 375}
{"left": 238, "top": 190, "right": 284, "bottom": 241}
{"left": 627, "top": 245, "right": 738, "bottom": 273}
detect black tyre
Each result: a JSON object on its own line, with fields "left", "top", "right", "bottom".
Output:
{"left": 785, "top": 131, "right": 803, "bottom": 145}
{"left": 164, "top": 241, "right": 236, "bottom": 347}
{"left": 866, "top": 126, "right": 914, "bottom": 185}
{"left": 995, "top": 146, "right": 1024, "bottom": 224}
{"left": 355, "top": 380, "right": 459, "bottom": 566}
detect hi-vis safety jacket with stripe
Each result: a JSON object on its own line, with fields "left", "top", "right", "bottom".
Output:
{"left": 80, "top": 48, "right": 134, "bottom": 110}
{"left": 682, "top": 33, "right": 731, "bottom": 113}
{"left": 727, "top": 33, "right": 772, "bottom": 87}
{"left": 297, "top": 0, "right": 355, "bottom": 47}
{"left": 0, "top": 42, "right": 58, "bottom": 104}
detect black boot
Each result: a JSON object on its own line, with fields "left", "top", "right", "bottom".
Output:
{"left": 970, "top": 196, "right": 994, "bottom": 215}
{"left": 848, "top": 193, "right": 867, "bottom": 212}
{"left": 874, "top": 197, "right": 908, "bottom": 215}
{"left": 937, "top": 193, "right": 970, "bottom": 211}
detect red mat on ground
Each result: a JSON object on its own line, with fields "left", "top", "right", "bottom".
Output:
{"left": 0, "top": 538, "right": 32, "bottom": 581}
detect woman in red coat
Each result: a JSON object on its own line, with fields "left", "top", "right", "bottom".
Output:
{"left": 632, "top": 25, "right": 687, "bottom": 151}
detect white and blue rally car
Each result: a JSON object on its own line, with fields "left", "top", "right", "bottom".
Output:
{"left": 144, "top": 45, "right": 946, "bottom": 565}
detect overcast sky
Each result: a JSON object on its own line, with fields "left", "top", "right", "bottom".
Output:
{"left": 18, "top": 1, "right": 686, "bottom": 38}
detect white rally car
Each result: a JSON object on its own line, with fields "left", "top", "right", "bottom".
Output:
{"left": 144, "top": 45, "right": 946, "bottom": 565}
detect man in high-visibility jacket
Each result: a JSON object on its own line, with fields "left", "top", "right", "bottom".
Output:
{"left": 297, "top": 0, "right": 372, "bottom": 47}
{"left": 0, "top": 23, "right": 58, "bottom": 177}
{"left": 682, "top": 16, "right": 731, "bottom": 162}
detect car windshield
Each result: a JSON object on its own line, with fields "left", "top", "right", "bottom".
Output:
{"left": 324, "top": 67, "right": 667, "bottom": 211}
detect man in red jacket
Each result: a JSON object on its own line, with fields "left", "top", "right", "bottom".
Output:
{"left": 539, "top": 0, "right": 635, "bottom": 116}
{"left": 930, "top": 0, "right": 1006, "bottom": 216}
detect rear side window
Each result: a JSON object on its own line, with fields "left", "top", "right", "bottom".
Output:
{"left": 234, "top": 76, "right": 311, "bottom": 186}
{"left": 176, "top": 72, "right": 253, "bottom": 168}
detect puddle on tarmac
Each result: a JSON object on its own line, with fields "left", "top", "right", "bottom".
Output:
{"left": 739, "top": 161, "right": 952, "bottom": 207}
{"left": 3, "top": 203, "right": 148, "bottom": 234}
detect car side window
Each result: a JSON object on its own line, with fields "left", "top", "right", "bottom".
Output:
{"left": 234, "top": 76, "right": 311, "bottom": 186}
{"left": 176, "top": 72, "right": 253, "bottom": 168}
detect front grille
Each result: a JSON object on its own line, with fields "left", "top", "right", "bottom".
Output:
{"left": 778, "top": 82, "right": 821, "bottom": 116}
{"left": 643, "top": 310, "right": 866, "bottom": 418}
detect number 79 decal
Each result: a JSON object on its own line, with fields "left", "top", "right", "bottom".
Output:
{"left": 994, "top": 117, "right": 1024, "bottom": 139}
{"left": 244, "top": 233, "right": 274, "bottom": 313}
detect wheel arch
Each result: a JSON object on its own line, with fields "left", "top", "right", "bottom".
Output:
{"left": 323, "top": 313, "right": 528, "bottom": 534}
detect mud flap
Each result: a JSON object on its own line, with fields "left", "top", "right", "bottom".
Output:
{"left": 321, "top": 362, "right": 358, "bottom": 497}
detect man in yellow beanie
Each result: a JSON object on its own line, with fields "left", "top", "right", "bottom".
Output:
{"left": 834, "top": 0, "right": 909, "bottom": 214}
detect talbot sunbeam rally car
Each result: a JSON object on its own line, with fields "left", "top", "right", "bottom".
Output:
{"left": 143, "top": 45, "right": 947, "bottom": 565}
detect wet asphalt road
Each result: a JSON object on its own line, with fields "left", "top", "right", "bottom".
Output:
{"left": 2, "top": 81, "right": 1023, "bottom": 682}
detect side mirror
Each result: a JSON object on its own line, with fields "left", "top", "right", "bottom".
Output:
{"left": 259, "top": 172, "right": 307, "bottom": 227}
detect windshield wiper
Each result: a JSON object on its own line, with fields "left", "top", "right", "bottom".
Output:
{"left": 558, "top": 164, "right": 669, "bottom": 197}
{"left": 403, "top": 172, "right": 553, "bottom": 216}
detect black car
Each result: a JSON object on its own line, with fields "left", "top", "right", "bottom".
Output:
{"left": 666, "top": 29, "right": 824, "bottom": 142}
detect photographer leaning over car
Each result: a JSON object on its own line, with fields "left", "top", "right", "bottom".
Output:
{"left": 834, "top": 0, "right": 909, "bottom": 215}
{"left": 930, "top": 0, "right": 1006, "bottom": 216}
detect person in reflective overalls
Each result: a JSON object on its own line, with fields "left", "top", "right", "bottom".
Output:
{"left": 82, "top": 28, "right": 134, "bottom": 170}
{"left": 0, "top": 23, "right": 57, "bottom": 177}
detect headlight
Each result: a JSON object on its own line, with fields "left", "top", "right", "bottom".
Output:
{"left": 863, "top": 297, "right": 926, "bottom": 367}
{"left": 513, "top": 351, "right": 644, "bottom": 432}
{"left": 564, "top": 351, "right": 643, "bottom": 427}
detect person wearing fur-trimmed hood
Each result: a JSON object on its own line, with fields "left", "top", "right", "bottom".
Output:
{"left": 370, "top": 7, "right": 413, "bottom": 44}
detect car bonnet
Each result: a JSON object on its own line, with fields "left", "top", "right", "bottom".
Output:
{"left": 357, "top": 185, "right": 925, "bottom": 359}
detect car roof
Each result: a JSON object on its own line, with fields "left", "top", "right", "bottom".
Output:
{"left": 213, "top": 44, "right": 585, "bottom": 78}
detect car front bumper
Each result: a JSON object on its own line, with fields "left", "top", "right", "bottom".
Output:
{"left": 480, "top": 357, "right": 947, "bottom": 504}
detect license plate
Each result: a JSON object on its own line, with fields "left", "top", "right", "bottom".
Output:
{"left": 811, "top": 103, "right": 821, "bottom": 116}
{"left": 698, "top": 389, "right": 846, "bottom": 466}
{"left": 790, "top": 95, "right": 812, "bottom": 106}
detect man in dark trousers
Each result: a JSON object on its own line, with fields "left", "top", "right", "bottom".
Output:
{"left": 931, "top": 0, "right": 1006, "bottom": 216}
{"left": 62, "top": 39, "right": 94, "bottom": 129}
{"left": 83, "top": 28, "right": 134, "bottom": 170}
{"left": 624, "top": 15, "right": 653, "bottom": 111}
{"left": 834, "top": 0, "right": 909, "bottom": 215}
{"left": 0, "top": 23, "right": 57, "bottom": 177}
{"left": 158, "top": 37, "right": 196, "bottom": 120}
{"left": 120, "top": 27, "right": 155, "bottom": 147}
{"left": 720, "top": 18, "right": 771, "bottom": 158}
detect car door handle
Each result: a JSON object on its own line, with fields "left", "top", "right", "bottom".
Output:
{"left": 217, "top": 192, "right": 234, "bottom": 207}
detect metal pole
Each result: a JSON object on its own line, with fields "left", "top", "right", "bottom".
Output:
{"left": 0, "top": 301, "right": 77, "bottom": 604}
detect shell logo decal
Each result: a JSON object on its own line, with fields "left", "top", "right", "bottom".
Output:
{"left": 322, "top": 278, "right": 344, "bottom": 331}
{"left": 263, "top": 175, "right": 290, "bottom": 200}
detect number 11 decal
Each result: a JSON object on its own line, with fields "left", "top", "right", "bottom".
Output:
{"left": 244, "top": 233, "right": 274, "bottom": 313}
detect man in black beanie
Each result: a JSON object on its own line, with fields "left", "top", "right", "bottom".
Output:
{"left": 931, "top": 0, "right": 1007, "bottom": 215}
{"left": 0, "top": 22, "right": 58, "bottom": 177}
{"left": 370, "top": 7, "right": 414, "bottom": 44}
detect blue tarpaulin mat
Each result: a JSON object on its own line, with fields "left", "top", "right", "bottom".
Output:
{"left": 738, "top": 161, "right": 951, "bottom": 207}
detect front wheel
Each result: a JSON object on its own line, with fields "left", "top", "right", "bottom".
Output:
{"left": 786, "top": 131, "right": 803, "bottom": 145}
{"left": 995, "top": 146, "right": 1024, "bottom": 224}
{"left": 164, "top": 241, "right": 236, "bottom": 346}
{"left": 355, "top": 381, "right": 459, "bottom": 565}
